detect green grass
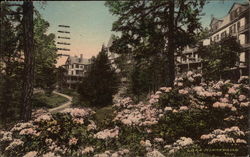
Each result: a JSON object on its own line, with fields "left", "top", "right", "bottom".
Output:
{"left": 32, "top": 92, "right": 68, "bottom": 109}
{"left": 59, "top": 88, "right": 78, "bottom": 97}
{"left": 94, "top": 105, "right": 115, "bottom": 127}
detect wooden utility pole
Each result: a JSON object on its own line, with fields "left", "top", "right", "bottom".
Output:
{"left": 21, "top": 1, "right": 34, "bottom": 121}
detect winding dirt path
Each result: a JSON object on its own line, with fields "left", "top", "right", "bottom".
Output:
{"left": 48, "top": 91, "right": 73, "bottom": 113}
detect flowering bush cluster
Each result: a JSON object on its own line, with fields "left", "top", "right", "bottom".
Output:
{"left": 0, "top": 72, "right": 248, "bottom": 157}
{"left": 152, "top": 74, "right": 248, "bottom": 156}
{"left": 93, "top": 149, "right": 130, "bottom": 157}
{"left": 0, "top": 108, "right": 98, "bottom": 157}
{"left": 200, "top": 126, "right": 246, "bottom": 145}
{"left": 113, "top": 100, "right": 160, "bottom": 126}
{"left": 94, "top": 126, "right": 119, "bottom": 139}
{"left": 164, "top": 137, "right": 194, "bottom": 154}
{"left": 175, "top": 71, "right": 202, "bottom": 87}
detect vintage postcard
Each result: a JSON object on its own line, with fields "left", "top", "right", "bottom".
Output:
{"left": 0, "top": 0, "right": 249, "bottom": 156}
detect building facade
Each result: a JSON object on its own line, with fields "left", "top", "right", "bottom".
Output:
{"left": 177, "top": 2, "right": 249, "bottom": 76}
{"left": 176, "top": 45, "right": 201, "bottom": 73}
{"left": 60, "top": 54, "right": 91, "bottom": 89}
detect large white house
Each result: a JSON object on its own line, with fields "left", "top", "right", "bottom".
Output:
{"left": 56, "top": 54, "right": 91, "bottom": 89}
{"left": 177, "top": 2, "right": 249, "bottom": 76}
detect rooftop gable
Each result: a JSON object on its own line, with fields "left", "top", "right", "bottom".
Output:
{"left": 209, "top": 17, "right": 222, "bottom": 27}
{"left": 228, "top": 2, "right": 248, "bottom": 14}
{"left": 67, "top": 56, "right": 90, "bottom": 65}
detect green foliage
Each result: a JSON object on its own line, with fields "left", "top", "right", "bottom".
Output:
{"left": 32, "top": 92, "right": 68, "bottom": 109}
{"left": 78, "top": 46, "right": 119, "bottom": 107}
{"left": 129, "top": 64, "right": 151, "bottom": 101}
{"left": 94, "top": 106, "right": 115, "bottom": 128}
{"left": 156, "top": 110, "right": 211, "bottom": 141}
{"left": 0, "top": 112, "right": 96, "bottom": 157}
{"left": 0, "top": 3, "right": 57, "bottom": 125}
{"left": 105, "top": 0, "right": 206, "bottom": 86}
{"left": 0, "top": 2, "right": 23, "bottom": 125}
{"left": 159, "top": 88, "right": 190, "bottom": 108}
{"left": 115, "top": 127, "right": 146, "bottom": 156}
{"left": 34, "top": 15, "right": 57, "bottom": 94}
{"left": 199, "top": 36, "right": 241, "bottom": 80}
{"left": 127, "top": 55, "right": 168, "bottom": 101}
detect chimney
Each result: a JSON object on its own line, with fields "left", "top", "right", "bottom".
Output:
{"left": 79, "top": 54, "right": 83, "bottom": 62}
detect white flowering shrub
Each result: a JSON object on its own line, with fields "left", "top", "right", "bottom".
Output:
{"left": 164, "top": 137, "right": 194, "bottom": 154}
{"left": 200, "top": 126, "right": 247, "bottom": 156}
{"left": 0, "top": 71, "right": 248, "bottom": 157}
{"left": 238, "top": 76, "right": 249, "bottom": 85}
{"left": 0, "top": 108, "right": 98, "bottom": 157}
{"left": 175, "top": 71, "right": 202, "bottom": 87}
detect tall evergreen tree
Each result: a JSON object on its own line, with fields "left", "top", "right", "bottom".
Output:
{"left": 78, "top": 46, "right": 119, "bottom": 107}
{"left": 0, "top": 2, "right": 22, "bottom": 125}
{"left": 0, "top": 2, "right": 57, "bottom": 123}
{"left": 105, "top": 0, "right": 206, "bottom": 87}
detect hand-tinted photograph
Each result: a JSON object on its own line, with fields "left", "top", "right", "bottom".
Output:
{"left": 0, "top": 0, "right": 249, "bottom": 156}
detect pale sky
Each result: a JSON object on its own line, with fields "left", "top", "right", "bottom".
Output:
{"left": 34, "top": 0, "right": 248, "bottom": 59}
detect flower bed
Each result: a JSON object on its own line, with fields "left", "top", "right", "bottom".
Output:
{"left": 0, "top": 73, "right": 249, "bottom": 157}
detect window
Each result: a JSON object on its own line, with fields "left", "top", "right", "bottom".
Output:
{"left": 233, "top": 24, "right": 236, "bottom": 33}
{"left": 76, "top": 64, "right": 79, "bottom": 68}
{"left": 237, "top": 21, "right": 240, "bottom": 31}
{"left": 84, "top": 65, "right": 88, "bottom": 70}
{"left": 230, "top": 9, "right": 240, "bottom": 21}
{"left": 230, "top": 11, "right": 235, "bottom": 21}
{"left": 216, "top": 34, "right": 219, "bottom": 40}
{"left": 213, "top": 23, "right": 218, "bottom": 31}
{"left": 221, "top": 31, "right": 227, "bottom": 39}
{"left": 237, "top": 7, "right": 242, "bottom": 15}
{"left": 229, "top": 26, "right": 232, "bottom": 34}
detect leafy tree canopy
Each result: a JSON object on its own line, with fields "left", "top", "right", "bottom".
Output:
{"left": 105, "top": 0, "right": 206, "bottom": 86}
{"left": 199, "top": 36, "right": 241, "bottom": 80}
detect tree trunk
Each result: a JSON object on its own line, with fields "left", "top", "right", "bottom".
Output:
{"left": 21, "top": 2, "right": 34, "bottom": 121}
{"left": 167, "top": 0, "right": 175, "bottom": 87}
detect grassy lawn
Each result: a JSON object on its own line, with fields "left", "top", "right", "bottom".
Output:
{"left": 94, "top": 105, "right": 115, "bottom": 127}
{"left": 32, "top": 92, "right": 68, "bottom": 109}
{"left": 59, "top": 88, "right": 78, "bottom": 97}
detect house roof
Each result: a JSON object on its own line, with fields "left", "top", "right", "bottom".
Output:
{"left": 209, "top": 17, "right": 222, "bottom": 26}
{"left": 67, "top": 56, "right": 90, "bottom": 65}
{"left": 228, "top": 2, "right": 249, "bottom": 14}
{"left": 209, "top": 2, "right": 249, "bottom": 34}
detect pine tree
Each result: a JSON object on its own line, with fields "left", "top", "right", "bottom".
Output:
{"left": 105, "top": 0, "right": 206, "bottom": 87}
{"left": 0, "top": 2, "right": 23, "bottom": 125}
{"left": 78, "top": 46, "right": 119, "bottom": 107}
